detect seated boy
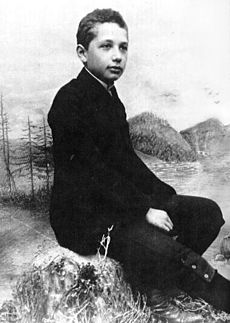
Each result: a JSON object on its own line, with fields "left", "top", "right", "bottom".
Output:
{"left": 48, "top": 8, "right": 230, "bottom": 317}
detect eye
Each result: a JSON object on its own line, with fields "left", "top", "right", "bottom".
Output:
{"left": 101, "top": 43, "right": 112, "bottom": 49}
{"left": 120, "top": 44, "right": 128, "bottom": 52}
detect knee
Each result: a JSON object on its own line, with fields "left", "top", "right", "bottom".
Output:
{"left": 207, "top": 199, "right": 225, "bottom": 232}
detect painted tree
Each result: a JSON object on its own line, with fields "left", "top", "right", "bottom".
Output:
{"left": 0, "top": 94, "right": 16, "bottom": 194}
{"left": 13, "top": 117, "right": 37, "bottom": 200}
{"left": 33, "top": 116, "right": 53, "bottom": 194}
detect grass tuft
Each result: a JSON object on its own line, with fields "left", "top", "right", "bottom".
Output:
{"left": 0, "top": 186, "right": 50, "bottom": 211}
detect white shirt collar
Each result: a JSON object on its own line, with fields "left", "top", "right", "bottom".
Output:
{"left": 84, "top": 67, "right": 114, "bottom": 92}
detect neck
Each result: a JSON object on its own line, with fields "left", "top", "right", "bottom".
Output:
{"left": 84, "top": 67, "right": 114, "bottom": 90}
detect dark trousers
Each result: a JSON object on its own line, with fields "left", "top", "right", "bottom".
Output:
{"left": 108, "top": 195, "right": 230, "bottom": 313}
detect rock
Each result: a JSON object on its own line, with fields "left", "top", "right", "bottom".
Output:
{"left": 32, "top": 245, "right": 97, "bottom": 269}
{"left": 214, "top": 254, "right": 226, "bottom": 262}
{"left": 220, "top": 234, "right": 230, "bottom": 260}
{"left": 14, "top": 246, "right": 118, "bottom": 322}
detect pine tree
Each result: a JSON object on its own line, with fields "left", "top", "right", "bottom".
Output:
{"left": 0, "top": 94, "right": 16, "bottom": 194}
{"left": 12, "top": 117, "right": 37, "bottom": 200}
{"left": 33, "top": 116, "right": 53, "bottom": 194}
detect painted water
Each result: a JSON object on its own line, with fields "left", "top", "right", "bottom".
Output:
{"left": 143, "top": 153, "right": 230, "bottom": 227}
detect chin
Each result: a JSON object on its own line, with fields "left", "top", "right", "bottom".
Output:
{"left": 108, "top": 75, "right": 121, "bottom": 82}
{"left": 106, "top": 72, "right": 122, "bottom": 82}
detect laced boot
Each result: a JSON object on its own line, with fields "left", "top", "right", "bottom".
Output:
{"left": 180, "top": 271, "right": 230, "bottom": 314}
{"left": 148, "top": 289, "right": 204, "bottom": 323}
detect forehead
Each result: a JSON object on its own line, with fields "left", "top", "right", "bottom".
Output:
{"left": 92, "top": 22, "right": 128, "bottom": 43}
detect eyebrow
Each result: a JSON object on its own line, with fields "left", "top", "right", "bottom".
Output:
{"left": 100, "top": 39, "right": 128, "bottom": 44}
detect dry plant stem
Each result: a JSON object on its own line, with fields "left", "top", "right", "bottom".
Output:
{"left": 97, "top": 225, "right": 114, "bottom": 265}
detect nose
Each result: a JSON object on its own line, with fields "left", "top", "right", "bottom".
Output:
{"left": 112, "top": 47, "right": 122, "bottom": 62}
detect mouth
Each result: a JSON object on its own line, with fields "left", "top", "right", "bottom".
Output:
{"left": 108, "top": 66, "right": 122, "bottom": 73}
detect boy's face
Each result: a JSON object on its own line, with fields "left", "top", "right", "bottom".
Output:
{"left": 78, "top": 22, "right": 128, "bottom": 85}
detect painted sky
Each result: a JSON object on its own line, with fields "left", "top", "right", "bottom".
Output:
{"left": 1, "top": 0, "right": 230, "bottom": 137}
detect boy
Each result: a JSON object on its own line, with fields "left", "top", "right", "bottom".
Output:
{"left": 48, "top": 8, "right": 230, "bottom": 317}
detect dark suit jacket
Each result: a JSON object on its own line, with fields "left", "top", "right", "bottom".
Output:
{"left": 48, "top": 68, "right": 176, "bottom": 253}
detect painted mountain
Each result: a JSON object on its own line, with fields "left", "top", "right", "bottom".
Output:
{"left": 128, "top": 112, "right": 196, "bottom": 162}
{"left": 180, "top": 118, "right": 230, "bottom": 157}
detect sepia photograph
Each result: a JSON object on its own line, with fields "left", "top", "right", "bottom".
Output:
{"left": 0, "top": 0, "right": 230, "bottom": 322}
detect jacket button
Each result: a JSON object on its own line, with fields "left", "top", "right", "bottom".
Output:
{"left": 192, "top": 264, "right": 197, "bottom": 270}
{"left": 204, "top": 274, "right": 209, "bottom": 279}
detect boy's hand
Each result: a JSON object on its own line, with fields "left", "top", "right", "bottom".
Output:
{"left": 146, "top": 208, "right": 173, "bottom": 232}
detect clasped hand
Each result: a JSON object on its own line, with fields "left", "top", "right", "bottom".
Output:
{"left": 146, "top": 208, "right": 173, "bottom": 232}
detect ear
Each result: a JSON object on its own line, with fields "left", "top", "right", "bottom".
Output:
{"left": 76, "top": 44, "right": 88, "bottom": 64}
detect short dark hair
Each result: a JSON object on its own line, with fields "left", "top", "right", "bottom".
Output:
{"left": 77, "top": 8, "right": 128, "bottom": 49}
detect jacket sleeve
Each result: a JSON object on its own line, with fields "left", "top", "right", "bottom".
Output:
{"left": 48, "top": 89, "right": 152, "bottom": 219}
